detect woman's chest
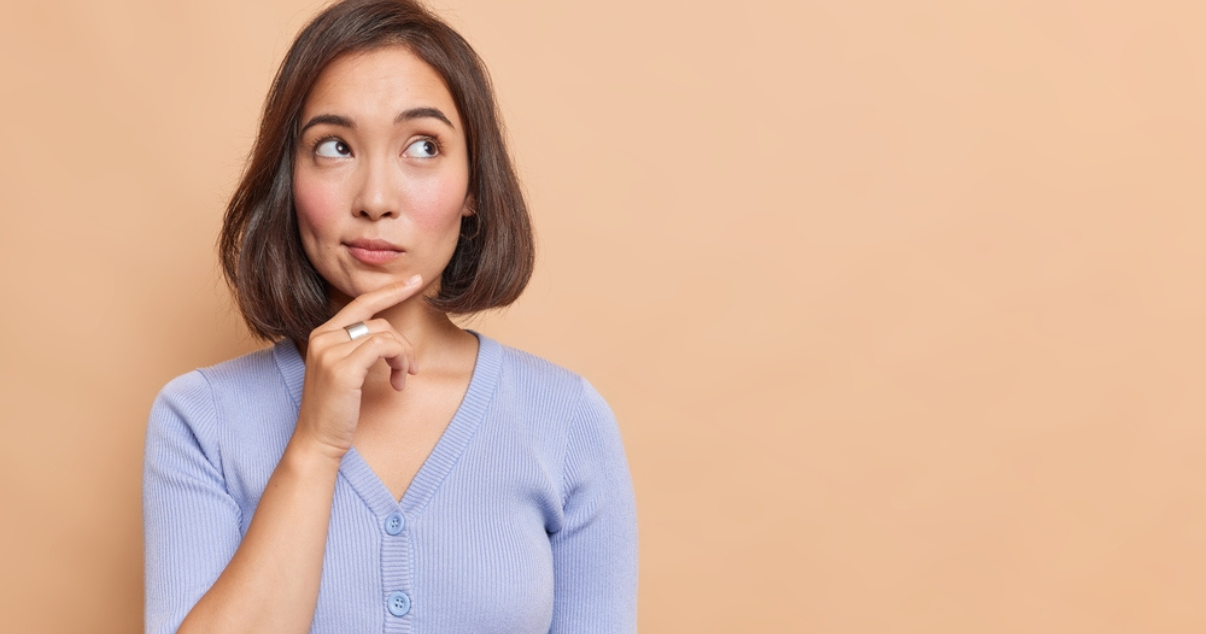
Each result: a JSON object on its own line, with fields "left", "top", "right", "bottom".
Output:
{"left": 311, "top": 446, "right": 562, "bottom": 634}
{"left": 352, "top": 371, "right": 473, "bottom": 501}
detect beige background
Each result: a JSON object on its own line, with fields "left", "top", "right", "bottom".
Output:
{"left": 2, "top": 0, "right": 1204, "bottom": 631}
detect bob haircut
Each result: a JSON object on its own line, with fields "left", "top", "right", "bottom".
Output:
{"left": 220, "top": 0, "right": 533, "bottom": 348}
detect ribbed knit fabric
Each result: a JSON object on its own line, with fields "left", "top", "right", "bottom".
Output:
{"left": 143, "top": 332, "right": 637, "bottom": 634}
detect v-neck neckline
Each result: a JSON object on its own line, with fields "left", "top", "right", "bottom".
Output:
{"left": 273, "top": 330, "right": 503, "bottom": 518}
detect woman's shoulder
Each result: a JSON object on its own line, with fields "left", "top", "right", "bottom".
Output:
{"left": 199, "top": 339, "right": 300, "bottom": 390}
{"left": 486, "top": 336, "right": 632, "bottom": 506}
{"left": 485, "top": 334, "right": 615, "bottom": 424}
{"left": 152, "top": 340, "right": 301, "bottom": 424}
{"left": 494, "top": 339, "right": 581, "bottom": 385}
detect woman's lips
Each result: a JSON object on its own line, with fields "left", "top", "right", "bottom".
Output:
{"left": 346, "top": 240, "right": 403, "bottom": 265}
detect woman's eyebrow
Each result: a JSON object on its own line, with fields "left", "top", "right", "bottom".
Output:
{"left": 300, "top": 113, "right": 353, "bottom": 134}
{"left": 396, "top": 107, "right": 454, "bottom": 128}
{"left": 299, "top": 108, "right": 454, "bottom": 133}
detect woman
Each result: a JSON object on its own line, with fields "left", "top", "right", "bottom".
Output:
{"left": 142, "top": 1, "right": 638, "bottom": 632}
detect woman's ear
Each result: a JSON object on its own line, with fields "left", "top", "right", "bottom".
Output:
{"left": 461, "top": 194, "right": 476, "bottom": 217}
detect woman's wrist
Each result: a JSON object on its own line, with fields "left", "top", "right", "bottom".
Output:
{"left": 284, "top": 425, "right": 348, "bottom": 474}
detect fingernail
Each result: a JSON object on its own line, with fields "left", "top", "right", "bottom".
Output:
{"left": 405, "top": 274, "right": 421, "bottom": 286}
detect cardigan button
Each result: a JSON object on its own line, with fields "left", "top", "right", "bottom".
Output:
{"left": 387, "top": 591, "right": 411, "bottom": 617}
{"left": 385, "top": 512, "right": 405, "bottom": 536}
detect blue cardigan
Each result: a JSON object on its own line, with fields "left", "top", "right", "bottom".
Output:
{"left": 143, "top": 333, "right": 637, "bottom": 633}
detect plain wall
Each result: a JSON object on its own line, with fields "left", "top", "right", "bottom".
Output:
{"left": 2, "top": 0, "right": 1205, "bottom": 632}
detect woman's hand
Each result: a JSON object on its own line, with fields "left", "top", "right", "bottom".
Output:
{"left": 293, "top": 274, "right": 424, "bottom": 461}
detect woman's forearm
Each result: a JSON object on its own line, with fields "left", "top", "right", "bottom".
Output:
{"left": 177, "top": 430, "right": 341, "bottom": 634}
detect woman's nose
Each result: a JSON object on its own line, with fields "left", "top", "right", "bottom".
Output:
{"left": 354, "top": 158, "right": 401, "bottom": 220}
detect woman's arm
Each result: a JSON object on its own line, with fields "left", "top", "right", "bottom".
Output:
{"left": 143, "top": 370, "right": 246, "bottom": 634}
{"left": 145, "top": 389, "right": 343, "bottom": 634}
{"left": 174, "top": 436, "right": 342, "bottom": 634}
{"left": 144, "top": 278, "right": 423, "bottom": 634}
{"left": 548, "top": 379, "right": 639, "bottom": 634}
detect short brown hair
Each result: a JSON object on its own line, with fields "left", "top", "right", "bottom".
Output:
{"left": 219, "top": 0, "right": 533, "bottom": 347}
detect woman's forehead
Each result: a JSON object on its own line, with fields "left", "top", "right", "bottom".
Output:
{"left": 302, "top": 45, "right": 460, "bottom": 127}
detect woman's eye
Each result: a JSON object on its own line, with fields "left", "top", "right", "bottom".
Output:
{"left": 315, "top": 139, "right": 351, "bottom": 158}
{"left": 404, "top": 138, "right": 439, "bottom": 158}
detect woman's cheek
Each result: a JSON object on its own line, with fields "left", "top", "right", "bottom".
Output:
{"left": 293, "top": 172, "right": 346, "bottom": 245}
{"left": 405, "top": 174, "right": 470, "bottom": 234}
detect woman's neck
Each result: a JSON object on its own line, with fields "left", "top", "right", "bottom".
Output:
{"left": 298, "top": 293, "right": 475, "bottom": 373}
{"left": 373, "top": 297, "right": 471, "bottom": 369}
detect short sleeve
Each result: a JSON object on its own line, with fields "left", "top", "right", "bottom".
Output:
{"left": 143, "top": 371, "right": 243, "bottom": 634}
{"left": 549, "top": 378, "right": 639, "bottom": 633}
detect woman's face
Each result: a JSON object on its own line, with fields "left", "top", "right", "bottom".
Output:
{"left": 293, "top": 45, "right": 472, "bottom": 308}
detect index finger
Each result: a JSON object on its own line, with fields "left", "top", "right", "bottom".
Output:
{"left": 326, "top": 274, "right": 423, "bottom": 328}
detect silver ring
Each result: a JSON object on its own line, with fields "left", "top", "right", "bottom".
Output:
{"left": 344, "top": 321, "right": 370, "bottom": 341}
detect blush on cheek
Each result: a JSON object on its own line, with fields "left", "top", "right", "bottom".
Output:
{"left": 403, "top": 177, "right": 471, "bottom": 233}
{"left": 293, "top": 175, "right": 345, "bottom": 239}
